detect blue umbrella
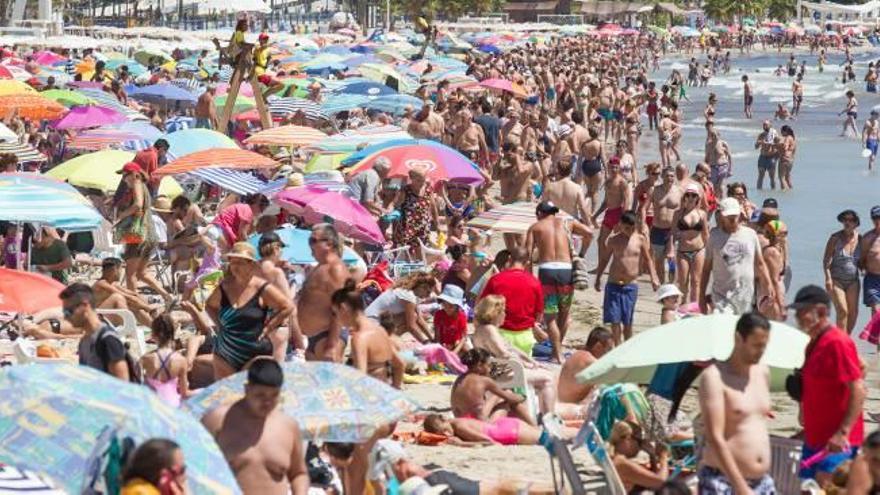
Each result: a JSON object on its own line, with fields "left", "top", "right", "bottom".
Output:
{"left": 320, "top": 45, "right": 353, "bottom": 56}
{"left": 337, "top": 81, "right": 396, "bottom": 97}
{"left": 366, "top": 94, "right": 424, "bottom": 115}
{"left": 322, "top": 94, "right": 370, "bottom": 114}
{"left": 126, "top": 83, "right": 198, "bottom": 103}
{"left": 104, "top": 59, "right": 147, "bottom": 77}
{"left": 247, "top": 226, "right": 361, "bottom": 265}
{"left": 478, "top": 44, "right": 502, "bottom": 54}
{"left": 304, "top": 62, "right": 348, "bottom": 74}
{"left": 161, "top": 128, "right": 238, "bottom": 159}
{"left": 0, "top": 173, "right": 103, "bottom": 230}
{"left": 0, "top": 364, "right": 239, "bottom": 495}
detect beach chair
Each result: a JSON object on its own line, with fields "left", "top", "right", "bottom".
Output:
{"left": 97, "top": 309, "right": 147, "bottom": 359}
{"left": 770, "top": 435, "right": 803, "bottom": 494}
{"left": 493, "top": 358, "right": 541, "bottom": 422}
{"left": 12, "top": 340, "right": 66, "bottom": 365}
{"left": 543, "top": 420, "right": 627, "bottom": 495}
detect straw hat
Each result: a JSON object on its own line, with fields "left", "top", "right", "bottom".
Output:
{"left": 152, "top": 195, "right": 173, "bottom": 213}
{"left": 224, "top": 242, "right": 258, "bottom": 263}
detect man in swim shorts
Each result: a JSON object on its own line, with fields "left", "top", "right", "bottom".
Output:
{"left": 705, "top": 126, "right": 733, "bottom": 197}
{"left": 594, "top": 211, "right": 659, "bottom": 344}
{"left": 860, "top": 206, "right": 880, "bottom": 317}
{"left": 755, "top": 120, "right": 778, "bottom": 190}
{"left": 594, "top": 156, "right": 631, "bottom": 270}
{"left": 862, "top": 110, "right": 879, "bottom": 171}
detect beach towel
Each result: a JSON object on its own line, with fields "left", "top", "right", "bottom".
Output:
{"left": 403, "top": 373, "right": 456, "bottom": 385}
{"left": 594, "top": 383, "right": 650, "bottom": 440}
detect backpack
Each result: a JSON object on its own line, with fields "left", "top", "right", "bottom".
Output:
{"left": 96, "top": 326, "right": 144, "bottom": 384}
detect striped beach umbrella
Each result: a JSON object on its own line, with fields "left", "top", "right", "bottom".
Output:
{"left": 0, "top": 173, "right": 103, "bottom": 230}
{"left": 187, "top": 168, "right": 269, "bottom": 195}
{"left": 321, "top": 94, "right": 370, "bottom": 114}
{"left": 0, "top": 140, "right": 45, "bottom": 163}
{"left": 0, "top": 464, "right": 64, "bottom": 494}
{"left": 469, "top": 202, "right": 574, "bottom": 235}
{"left": 68, "top": 128, "right": 152, "bottom": 151}
{"left": 78, "top": 88, "right": 147, "bottom": 121}
{"left": 267, "top": 96, "right": 329, "bottom": 121}
{"left": 154, "top": 148, "right": 278, "bottom": 177}
{"left": 171, "top": 77, "right": 202, "bottom": 93}
{"left": 0, "top": 94, "right": 65, "bottom": 121}
{"left": 244, "top": 125, "right": 327, "bottom": 147}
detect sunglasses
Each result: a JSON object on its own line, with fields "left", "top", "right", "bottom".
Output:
{"left": 308, "top": 237, "right": 329, "bottom": 245}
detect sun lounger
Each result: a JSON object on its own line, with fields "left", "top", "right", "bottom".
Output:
{"left": 543, "top": 420, "right": 627, "bottom": 495}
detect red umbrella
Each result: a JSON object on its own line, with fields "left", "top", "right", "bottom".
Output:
{"left": 0, "top": 267, "right": 64, "bottom": 314}
{"left": 0, "top": 66, "right": 12, "bottom": 79}
{"left": 154, "top": 148, "right": 278, "bottom": 176}
{"left": 479, "top": 78, "right": 527, "bottom": 98}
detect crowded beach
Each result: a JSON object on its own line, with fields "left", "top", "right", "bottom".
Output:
{"left": 0, "top": 12, "right": 879, "bottom": 495}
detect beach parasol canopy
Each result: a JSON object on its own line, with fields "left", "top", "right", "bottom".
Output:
{"left": 245, "top": 125, "right": 327, "bottom": 147}
{"left": 322, "top": 94, "right": 371, "bottom": 114}
{"left": 336, "top": 81, "right": 396, "bottom": 98}
{"left": 479, "top": 78, "right": 527, "bottom": 98}
{"left": 365, "top": 94, "right": 424, "bottom": 116}
{"left": 274, "top": 186, "right": 385, "bottom": 244}
{"left": 52, "top": 105, "right": 127, "bottom": 130}
{"left": 0, "top": 79, "right": 36, "bottom": 96}
{"left": 305, "top": 153, "right": 348, "bottom": 173}
{"left": 132, "top": 49, "right": 173, "bottom": 66}
{"left": 0, "top": 94, "right": 65, "bottom": 120}
{"left": 0, "top": 140, "right": 46, "bottom": 163}
{"left": 155, "top": 148, "right": 278, "bottom": 176}
{"left": 40, "top": 89, "right": 94, "bottom": 107}
{"left": 309, "top": 125, "right": 411, "bottom": 153}
{"left": 161, "top": 128, "right": 238, "bottom": 159}
{"left": 186, "top": 361, "right": 419, "bottom": 442}
{"left": 347, "top": 141, "right": 484, "bottom": 187}
{"left": 67, "top": 127, "right": 153, "bottom": 151}
{"left": 0, "top": 364, "right": 240, "bottom": 495}
{"left": 126, "top": 83, "right": 198, "bottom": 103}
{"left": 46, "top": 150, "right": 182, "bottom": 196}
{"left": 267, "top": 97, "right": 330, "bottom": 122}
{"left": 576, "top": 314, "right": 809, "bottom": 391}
{"left": 468, "top": 201, "right": 574, "bottom": 235}
{"left": 247, "top": 226, "right": 361, "bottom": 265}
{"left": 0, "top": 267, "right": 64, "bottom": 313}
{"left": 0, "top": 173, "right": 103, "bottom": 230}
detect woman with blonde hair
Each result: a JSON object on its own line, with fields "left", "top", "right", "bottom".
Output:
{"left": 609, "top": 420, "right": 669, "bottom": 493}
{"left": 364, "top": 271, "right": 436, "bottom": 343}
{"left": 758, "top": 220, "right": 788, "bottom": 320}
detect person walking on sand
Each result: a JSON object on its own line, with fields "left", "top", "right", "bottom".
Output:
{"left": 593, "top": 157, "right": 631, "bottom": 270}
{"left": 202, "top": 359, "right": 309, "bottom": 495}
{"left": 859, "top": 206, "right": 880, "bottom": 320}
{"left": 698, "top": 312, "right": 776, "bottom": 494}
{"left": 705, "top": 126, "right": 733, "bottom": 199}
{"left": 742, "top": 75, "right": 753, "bottom": 119}
{"left": 755, "top": 120, "right": 778, "bottom": 190}
{"left": 862, "top": 110, "right": 879, "bottom": 171}
{"left": 823, "top": 210, "right": 862, "bottom": 333}
{"left": 594, "top": 211, "right": 659, "bottom": 344}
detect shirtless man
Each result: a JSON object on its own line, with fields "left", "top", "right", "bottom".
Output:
{"left": 298, "top": 224, "right": 350, "bottom": 362}
{"left": 543, "top": 159, "right": 595, "bottom": 242}
{"left": 862, "top": 110, "right": 879, "bottom": 171}
{"left": 579, "top": 126, "right": 604, "bottom": 214}
{"left": 742, "top": 75, "right": 753, "bottom": 119}
{"left": 597, "top": 82, "right": 616, "bottom": 141}
{"left": 526, "top": 201, "right": 593, "bottom": 363}
{"left": 407, "top": 108, "right": 433, "bottom": 140}
{"left": 453, "top": 109, "right": 487, "bottom": 163}
{"left": 593, "top": 157, "right": 631, "bottom": 272}
{"left": 859, "top": 206, "right": 880, "bottom": 318}
{"left": 705, "top": 127, "right": 733, "bottom": 198}
{"left": 501, "top": 108, "right": 523, "bottom": 151}
{"left": 650, "top": 167, "right": 682, "bottom": 284}
{"left": 567, "top": 110, "right": 590, "bottom": 161}
{"left": 698, "top": 312, "right": 775, "bottom": 494}
{"left": 452, "top": 349, "right": 534, "bottom": 425}
{"left": 594, "top": 211, "right": 659, "bottom": 344}
{"left": 92, "top": 257, "right": 161, "bottom": 326}
{"left": 424, "top": 102, "right": 445, "bottom": 141}
{"left": 792, "top": 75, "right": 804, "bottom": 117}
{"left": 754, "top": 120, "right": 778, "bottom": 190}
{"left": 557, "top": 327, "right": 614, "bottom": 405}
{"left": 195, "top": 84, "right": 218, "bottom": 130}
{"left": 202, "top": 359, "right": 309, "bottom": 495}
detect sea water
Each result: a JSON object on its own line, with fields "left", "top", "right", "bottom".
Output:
{"left": 637, "top": 50, "right": 880, "bottom": 340}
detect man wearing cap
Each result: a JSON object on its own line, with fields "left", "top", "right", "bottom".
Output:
{"left": 526, "top": 201, "right": 593, "bottom": 363}
{"left": 350, "top": 157, "right": 391, "bottom": 217}
{"left": 699, "top": 197, "right": 775, "bottom": 315}
{"left": 862, "top": 110, "right": 879, "bottom": 171}
{"left": 195, "top": 83, "right": 218, "bottom": 130}
{"left": 859, "top": 205, "right": 880, "bottom": 318}
{"left": 789, "top": 285, "right": 865, "bottom": 485}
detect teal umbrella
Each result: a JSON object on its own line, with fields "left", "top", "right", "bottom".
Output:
{"left": 0, "top": 364, "right": 240, "bottom": 494}
{"left": 247, "top": 226, "right": 362, "bottom": 265}
{"left": 577, "top": 314, "right": 809, "bottom": 391}
{"left": 162, "top": 128, "right": 238, "bottom": 160}
{"left": 186, "top": 361, "right": 420, "bottom": 442}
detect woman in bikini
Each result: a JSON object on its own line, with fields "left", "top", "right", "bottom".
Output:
{"left": 140, "top": 313, "right": 191, "bottom": 408}
{"left": 331, "top": 279, "right": 404, "bottom": 388}
{"left": 823, "top": 210, "right": 862, "bottom": 332}
{"left": 669, "top": 183, "right": 709, "bottom": 303}
{"left": 758, "top": 221, "right": 788, "bottom": 321}
{"left": 205, "top": 242, "right": 293, "bottom": 380}
{"left": 451, "top": 348, "right": 535, "bottom": 426}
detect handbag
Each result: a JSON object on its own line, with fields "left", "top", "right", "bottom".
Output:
{"left": 113, "top": 215, "right": 145, "bottom": 245}
{"left": 785, "top": 326, "right": 829, "bottom": 402}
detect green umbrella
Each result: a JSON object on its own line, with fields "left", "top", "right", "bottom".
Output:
{"left": 577, "top": 314, "right": 809, "bottom": 391}
{"left": 305, "top": 152, "right": 349, "bottom": 173}
{"left": 40, "top": 89, "right": 94, "bottom": 107}
{"left": 215, "top": 94, "right": 255, "bottom": 114}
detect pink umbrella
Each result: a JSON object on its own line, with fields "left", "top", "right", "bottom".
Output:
{"left": 479, "top": 78, "right": 528, "bottom": 98}
{"left": 53, "top": 105, "right": 128, "bottom": 130}
{"left": 599, "top": 23, "right": 623, "bottom": 33}
{"left": 33, "top": 51, "right": 66, "bottom": 66}
{"left": 214, "top": 82, "right": 255, "bottom": 97}
{"left": 275, "top": 187, "right": 385, "bottom": 245}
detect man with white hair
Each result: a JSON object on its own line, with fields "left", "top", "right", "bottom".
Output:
{"left": 350, "top": 157, "right": 391, "bottom": 217}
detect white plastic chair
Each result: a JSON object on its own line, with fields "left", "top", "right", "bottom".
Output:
{"left": 13, "top": 340, "right": 66, "bottom": 365}
{"left": 97, "top": 308, "right": 147, "bottom": 359}
{"left": 493, "top": 358, "right": 541, "bottom": 422}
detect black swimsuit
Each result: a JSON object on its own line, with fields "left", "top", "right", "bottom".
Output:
{"left": 581, "top": 156, "right": 603, "bottom": 177}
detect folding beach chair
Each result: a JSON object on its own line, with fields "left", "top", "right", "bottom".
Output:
{"left": 770, "top": 435, "right": 803, "bottom": 494}
{"left": 543, "top": 420, "right": 627, "bottom": 495}
{"left": 493, "top": 358, "right": 541, "bottom": 422}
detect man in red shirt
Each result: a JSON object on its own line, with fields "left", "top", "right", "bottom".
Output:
{"left": 479, "top": 247, "right": 543, "bottom": 357}
{"left": 790, "top": 285, "right": 866, "bottom": 484}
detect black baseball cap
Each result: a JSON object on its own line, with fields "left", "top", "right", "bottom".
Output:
{"left": 258, "top": 231, "right": 286, "bottom": 249}
{"left": 787, "top": 284, "right": 831, "bottom": 310}
{"left": 762, "top": 198, "right": 778, "bottom": 209}
{"left": 536, "top": 201, "right": 560, "bottom": 215}
{"left": 872, "top": 205, "right": 880, "bottom": 219}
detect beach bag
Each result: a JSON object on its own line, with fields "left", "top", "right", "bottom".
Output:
{"left": 96, "top": 327, "right": 144, "bottom": 384}
{"left": 785, "top": 327, "right": 829, "bottom": 402}
{"left": 113, "top": 215, "right": 145, "bottom": 245}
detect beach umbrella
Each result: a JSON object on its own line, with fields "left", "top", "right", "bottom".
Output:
{"left": 186, "top": 361, "right": 418, "bottom": 442}
{"left": 309, "top": 125, "right": 411, "bottom": 153}
{"left": 245, "top": 125, "right": 327, "bottom": 147}
{"left": 33, "top": 50, "right": 66, "bottom": 66}
{"left": 246, "top": 226, "right": 361, "bottom": 265}
{"left": 267, "top": 97, "right": 329, "bottom": 121}
{"left": 161, "top": 129, "right": 238, "bottom": 159}
{"left": 0, "top": 66, "right": 13, "bottom": 79}
{"left": 0, "top": 173, "right": 103, "bottom": 230}
{"left": 0, "top": 463, "right": 65, "bottom": 493}
{"left": 0, "top": 94, "right": 65, "bottom": 120}
{"left": 0, "top": 267, "right": 64, "bottom": 313}
{"left": 0, "top": 140, "right": 45, "bottom": 163}
{"left": 322, "top": 94, "right": 370, "bottom": 114}
{"left": 155, "top": 148, "right": 278, "bottom": 177}
{"left": 365, "top": 94, "right": 424, "bottom": 115}
{"left": 340, "top": 138, "right": 418, "bottom": 166}
{"left": 52, "top": 105, "right": 127, "bottom": 130}
{"left": 77, "top": 88, "right": 148, "bottom": 121}
{"left": 274, "top": 187, "right": 384, "bottom": 244}
{"left": 186, "top": 168, "right": 271, "bottom": 195}
{"left": 576, "top": 314, "right": 809, "bottom": 391}
{"left": 0, "top": 364, "right": 239, "bottom": 494}
{"left": 0, "top": 80, "right": 36, "bottom": 96}
{"left": 468, "top": 201, "right": 574, "bottom": 235}
{"left": 0, "top": 122, "right": 17, "bottom": 142}
{"left": 347, "top": 141, "right": 484, "bottom": 187}
{"left": 336, "top": 81, "right": 396, "bottom": 98}
{"left": 40, "top": 89, "right": 94, "bottom": 107}
{"left": 215, "top": 93, "right": 255, "bottom": 114}
{"left": 0, "top": 64, "right": 29, "bottom": 81}
{"left": 132, "top": 49, "right": 172, "bottom": 66}
{"left": 46, "top": 150, "right": 182, "bottom": 197}
{"left": 305, "top": 153, "right": 348, "bottom": 173}
{"left": 479, "top": 78, "right": 527, "bottom": 98}
{"left": 126, "top": 83, "right": 198, "bottom": 103}
{"left": 68, "top": 127, "right": 152, "bottom": 151}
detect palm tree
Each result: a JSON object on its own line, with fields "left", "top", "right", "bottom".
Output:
{"left": 766, "top": 0, "right": 795, "bottom": 21}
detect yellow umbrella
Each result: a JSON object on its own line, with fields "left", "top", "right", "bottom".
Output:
{"left": 245, "top": 125, "right": 327, "bottom": 147}
{"left": 0, "top": 80, "right": 36, "bottom": 96}
{"left": 46, "top": 150, "right": 183, "bottom": 197}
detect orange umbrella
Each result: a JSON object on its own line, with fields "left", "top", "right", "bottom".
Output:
{"left": 244, "top": 125, "right": 327, "bottom": 147}
{"left": 154, "top": 148, "right": 278, "bottom": 176}
{"left": 0, "top": 94, "right": 66, "bottom": 121}
{"left": 0, "top": 267, "right": 64, "bottom": 313}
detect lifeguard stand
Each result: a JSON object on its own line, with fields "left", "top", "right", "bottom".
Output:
{"left": 217, "top": 41, "right": 272, "bottom": 133}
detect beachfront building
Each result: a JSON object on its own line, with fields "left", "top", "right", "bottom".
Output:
{"left": 798, "top": 0, "right": 880, "bottom": 23}
{"left": 503, "top": 0, "right": 569, "bottom": 22}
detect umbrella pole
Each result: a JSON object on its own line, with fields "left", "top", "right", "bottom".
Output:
{"left": 13, "top": 221, "right": 24, "bottom": 271}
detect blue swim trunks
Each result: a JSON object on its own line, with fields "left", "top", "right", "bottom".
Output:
{"left": 867, "top": 138, "right": 879, "bottom": 158}
{"left": 865, "top": 272, "right": 880, "bottom": 307}
{"left": 603, "top": 282, "right": 638, "bottom": 327}
{"left": 800, "top": 443, "right": 857, "bottom": 479}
